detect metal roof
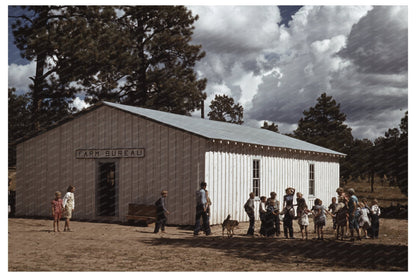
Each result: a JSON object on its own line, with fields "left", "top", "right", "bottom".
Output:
{"left": 104, "top": 101, "right": 345, "bottom": 156}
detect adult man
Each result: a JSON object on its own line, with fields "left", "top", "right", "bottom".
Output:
{"left": 347, "top": 188, "right": 361, "bottom": 241}
{"left": 193, "top": 182, "right": 211, "bottom": 235}
{"left": 154, "top": 190, "right": 170, "bottom": 234}
{"left": 244, "top": 192, "right": 255, "bottom": 235}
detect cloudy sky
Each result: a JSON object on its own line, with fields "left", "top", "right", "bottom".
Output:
{"left": 7, "top": 4, "right": 409, "bottom": 140}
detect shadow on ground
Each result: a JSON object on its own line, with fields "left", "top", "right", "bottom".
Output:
{"left": 143, "top": 236, "right": 407, "bottom": 271}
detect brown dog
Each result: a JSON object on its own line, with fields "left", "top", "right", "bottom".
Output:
{"left": 222, "top": 214, "right": 239, "bottom": 237}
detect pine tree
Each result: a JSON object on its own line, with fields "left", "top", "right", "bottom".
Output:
{"left": 11, "top": 6, "right": 115, "bottom": 130}
{"left": 208, "top": 94, "right": 244, "bottom": 124}
{"left": 261, "top": 121, "right": 279, "bottom": 133}
{"left": 293, "top": 93, "right": 353, "bottom": 153}
{"left": 8, "top": 88, "right": 31, "bottom": 166}
{"left": 373, "top": 111, "right": 408, "bottom": 195}
{"left": 84, "top": 6, "right": 207, "bottom": 115}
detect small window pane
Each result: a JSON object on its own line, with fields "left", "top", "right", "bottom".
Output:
{"left": 309, "top": 164, "right": 315, "bottom": 196}
{"left": 253, "top": 160, "right": 260, "bottom": 197}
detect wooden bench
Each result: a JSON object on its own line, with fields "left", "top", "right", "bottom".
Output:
{"left": 126, "top": 203, "right": 157, "bottom": 226}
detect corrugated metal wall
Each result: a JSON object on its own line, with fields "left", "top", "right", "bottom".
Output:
{"left": 205, "top": 141, "right": 340, "bottom": 225}
{"left": 16, "top": 105, "right": 340, "bottom": 226}
{"left": 16, "top": 106, "right": 206, "bottom": 225}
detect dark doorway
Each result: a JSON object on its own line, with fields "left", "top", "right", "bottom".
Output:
{"left": 97, "top": 162, "right": 117, "bottom": 216}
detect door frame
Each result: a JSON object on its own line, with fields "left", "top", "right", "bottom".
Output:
{"left": 95, "top": 159, "right": 119, "bottom": 217}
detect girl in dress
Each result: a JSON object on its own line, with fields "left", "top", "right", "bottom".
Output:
{"left": 314, "top": 198, "right": 329, "bottom": 240}
{"left": 297, "top": 198, "right": 310, "bottom": 240}
{"left": 358, "top": 202, "right": 371, "bottom": 238}
{"left": 63, "top": 185, "right": 75, "bottom": 232}
{"left": 51, "top": 191, "right": 63, "bottom": 232}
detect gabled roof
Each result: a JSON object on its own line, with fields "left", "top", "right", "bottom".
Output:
{"left": 104, "top": 101, "right": 345, "bottom": 157}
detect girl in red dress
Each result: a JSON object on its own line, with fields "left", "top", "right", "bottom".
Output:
{"left": 51, "top": 191, "right": 63, "bottom": 232}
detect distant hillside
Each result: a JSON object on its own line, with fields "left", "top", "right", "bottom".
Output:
{"left": 343, "top": 176, "right": 407, "bottom": 207}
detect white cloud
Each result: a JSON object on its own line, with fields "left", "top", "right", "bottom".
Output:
{"left": 8, "top": 62, "right": 35, "bottom": 94}
{"left": 190, "top": 6, "right": 283, "bottom": 115}
{"left": 244, "top": 5, "right": 407, "bottom": 140}
{"left": 191, "top": 6, "right": 281, "bottom": 53}
{"left": 70, "top": 97, "right": 90, "bottom": 111}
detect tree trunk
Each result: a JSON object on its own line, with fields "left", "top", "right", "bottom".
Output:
{"left": 370, "top": 171, "right": 375, "bottom": 193}
{"left": 31, "top": 53, "right": 46, "bottom": 131}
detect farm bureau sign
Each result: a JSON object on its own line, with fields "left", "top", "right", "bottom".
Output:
{"left": 75, "top": 148, "right": 145, "bottom": 159}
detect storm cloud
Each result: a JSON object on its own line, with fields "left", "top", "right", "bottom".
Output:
{"left": 190, "top": 5, "right": 408, "bottom": 139}
{"left": 8, "top": 5, "right": 408, "bottom": 140}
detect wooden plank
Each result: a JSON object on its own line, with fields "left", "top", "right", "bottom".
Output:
{"left": 84, "top": 111, "right": 96, "bottom": 219}
{"left": 145, "top": 120, "right": 155, "bottom": 204}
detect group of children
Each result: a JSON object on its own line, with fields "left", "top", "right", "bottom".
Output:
{"left": 331, "top": 187, "right": 381, "bottom": 241}
{"left": 51, "top": 185, "right": 76, "bottom": 232}
{"left": 249, "top": 186, "right": 381, "bottom": 241}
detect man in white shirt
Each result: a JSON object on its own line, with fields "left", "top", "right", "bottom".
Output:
{"left": 193, "top": 182, "right": 211, "bottom": 235}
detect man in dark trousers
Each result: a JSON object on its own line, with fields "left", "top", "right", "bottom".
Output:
{"left": 154, "top": 190, "right": 170, "bottom": 233}
{"left": 244, "top": 192, "right": 255, "bottom": 235}
{"left": 193, "top": 182, "right": 211, "bottom": 236}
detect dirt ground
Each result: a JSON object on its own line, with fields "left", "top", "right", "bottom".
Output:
{"left": 8, "top": 217, "right": 407, "bottom": 271}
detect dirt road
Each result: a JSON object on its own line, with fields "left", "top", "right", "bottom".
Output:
{"left": 8, "top": 217, "right": 407, "bottom": 271}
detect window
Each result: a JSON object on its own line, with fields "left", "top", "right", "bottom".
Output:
{"left": 253, "top": 159, "right": 260, "bottom": 197}
{"left": 309, "top": 163, "right": 315, "bottom": 196}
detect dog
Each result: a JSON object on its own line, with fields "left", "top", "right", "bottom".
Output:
{"left": 222, "top": 214, "right": 239, "bottom": 237}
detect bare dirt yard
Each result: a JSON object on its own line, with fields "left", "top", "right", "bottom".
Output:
{"left": 8, "top": 217, "right": 407, "bottom": 271}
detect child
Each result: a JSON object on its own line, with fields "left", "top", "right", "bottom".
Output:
{"left": 310, "top": 203, "right": 318, "bottom": 234}
{"left": 335, "top": 187, "right": 348, "bottom": 235}
{"left": 295, "top": 192, "right": 305, "bottom": 219}
{"left": 314, "top": 198, "right": 328, "bottom": 240}
{"left": 51, "top": 191, "right": 63, "bottom": 232}
{"left": 297, "top": 198, "right": 310, "bottom": 240}
{"left": 335, "top": 193, "right": 349, "bottom": 240}
{"left": 328, "top": 197, "right": 337, "bottom": 232}
{"left": 259, "top": 196, "right": 267, "bottom": 236}
{"left": 267, "top": 192, "right": 280, "bottom": 236}
{"left": 62, "top": 185, "right": 75, "bottom": 232}
{"left": 347, "top": 188, "right": 361, "bottom": 241}
{"left": 370, "top": 199, "right": 381, "bottom": 239}
{"left": 358, "top": 202, "right": 371, "bottom": 239}
{"left": 281, "top": 189, "right": 295, "bottom": 239}
{"left": 283, "top": 187, "right": 295, "bottom": 210}
{"left": 265, "top": 199, "right": 278, "bottom": 237}
{"left": 154, "top": 190, "right": 170, "bottom": 234}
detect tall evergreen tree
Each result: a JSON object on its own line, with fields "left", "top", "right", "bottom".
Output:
{"left": 208, "top": 94, "right": 244, "bottom": 124}
{"left": 397, "top": 111, "right": 408, "bottom": 195}
{"left": 8, "top": 88, "right": 31, "bottom": 166}
{"left": 84, "top": 6, "right": 207, "bottom": 115}
{"left": 373, "top": 111, "right": 408, "bottom": 195}
{"left": 11, "top": 6, "right": 115, "bottom": 130}
{"left": 293, "top": 93, "right": 353, "bottom": 182}
{"left": 294, "top": 93, "right": 353, "bottom": 153}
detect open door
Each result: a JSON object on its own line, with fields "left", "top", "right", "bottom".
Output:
{"left": 97, "top": 162, "right": 117, "bottom": 216}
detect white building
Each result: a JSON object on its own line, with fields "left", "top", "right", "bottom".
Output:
{"left": 16, "top": 101, "right": 344, "bottom": 225}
